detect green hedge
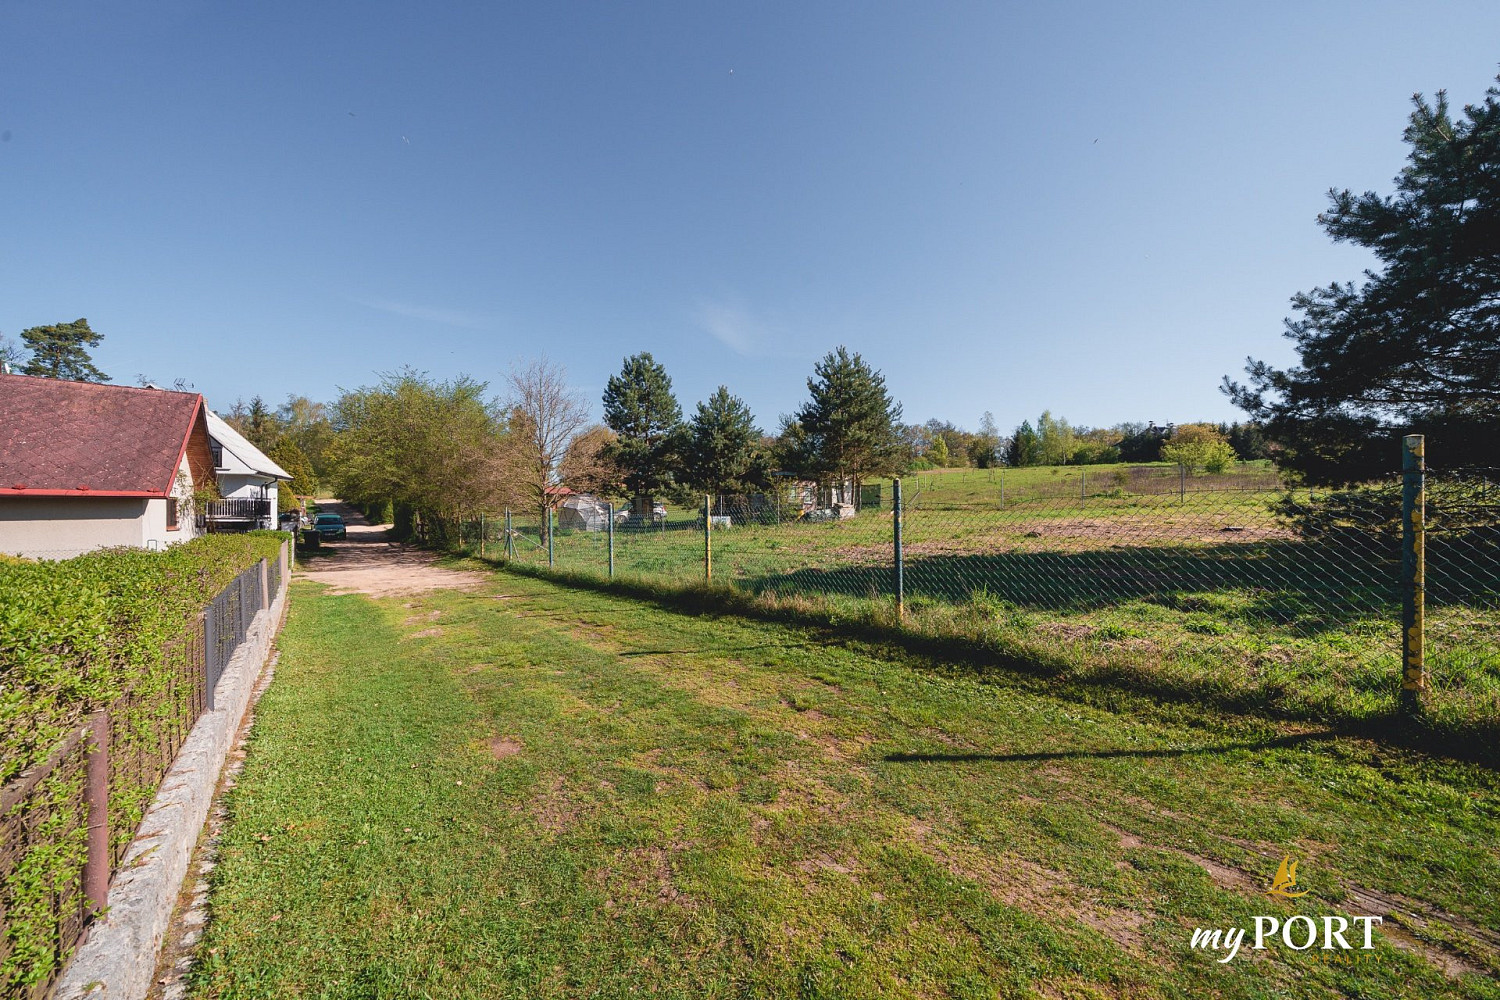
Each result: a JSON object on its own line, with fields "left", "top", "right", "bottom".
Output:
{"left": 0, "top": 532, "right": 288, "bottom": 784}
{"left": 1, "top": 532, "right": 288, "bottom": 993}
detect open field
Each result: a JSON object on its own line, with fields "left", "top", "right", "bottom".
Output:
{"left": 485, "top": 482, "right": 1500, "bottom": 740}
{"left": 192, "top": 566, "right": 1500, "bottom": 998}
{"left": 878, "top": 460, "right": 1283, "bottom": 505}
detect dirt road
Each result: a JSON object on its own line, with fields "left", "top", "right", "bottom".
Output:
{"left": 296, "top": 501, "right": 487, "bottom": 597}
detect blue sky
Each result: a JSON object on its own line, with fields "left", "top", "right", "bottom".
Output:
{"left": 3, "top": 2, "right": 1498, "bottom": 436}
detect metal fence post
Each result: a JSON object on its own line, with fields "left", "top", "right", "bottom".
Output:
{"left": 1080, "top": 469, "right": 1086, "bottom": 503}
{"left": 82, "top": 710, "right": 109, "bottom": 916}
{"left": 607, "top": 502, "right": 615, "bottom": 579}
{"left": 704, "top": 495, "right": 712, "bottom": 583}
{"left": 480, "top": 512, "right": 486, "bottom": 559}
{"left": 1179, "top": 463, "right": 1187, "bottom": 502}
{"left": 505, "top": 509, "right": 514, "bottom": 561}
{"left": 1401, "top": 433, "right": 1427, "bottom": 712}
{"left": 205, "top": 603, "right": 218, "bottom": 712}
{"left": 893, "top": 478, "right": 905, "bottom": 620}
{"left": 999, "top": 467, "right": 1004, "bottom": 507}
{"left": 547, "top": 507, "right": 555, "bottom": 568}
{"left": 259, "top": 557, "right": 269, "bottom": 611}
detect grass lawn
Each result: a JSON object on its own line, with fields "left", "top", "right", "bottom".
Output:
{"left": 193, "top": 569, "right": 1500, "bottom": 998}
{"left": 492, "top": 485, "right": 1500, "bottom": 740}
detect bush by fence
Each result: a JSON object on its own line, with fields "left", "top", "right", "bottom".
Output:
{"left": 0, "top": 532, "right": 289, "bottom": 998}
{"left": 463, "top": 451, "right": 1498, "bottom": 740}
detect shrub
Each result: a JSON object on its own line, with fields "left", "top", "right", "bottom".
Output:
{"left": 0, "top": 532, "right": 287, "bottom": 993}
{"left": 0, "top": 533, "right": 287, "bottom": 784}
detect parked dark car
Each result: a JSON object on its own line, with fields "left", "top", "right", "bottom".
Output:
{"left": 313, "top": 513, "right": 347, "bottom": 540}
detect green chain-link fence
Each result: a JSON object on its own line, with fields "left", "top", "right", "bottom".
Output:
{"left": 457, "top": 444, "right": 1498, "bottom": 728}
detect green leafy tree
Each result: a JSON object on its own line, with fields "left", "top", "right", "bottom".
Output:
{"left": 276, "top": 396, "right": 337, "bottom": 479}
{"left": 1226, "top": 74, "right": 1500, "bottom": 482}
{"left": 923, "top": 420, "right": 973, "bottom": 467}
{"left": 926, "top": 435, "right": 950, "bottom": 466}
{"left": 20, "top": 318, "right": 109, "bottom": 382}
{"left": 1035, "top": 411, "right": 1077, "bottom": 466}
{"left": 265, "top": 438, "right": 318, "bottom": 499}
{"left": 792, "top": 347, "right": 904, "bottom": 497}
{"left": 1007, "top": 420, "right": 1039, "bottom": 466}
{"left": 968, "top": 411, "right": 1002, "bottom": 468}
{"left": 329, "top": 369, "right": 509, "bottom": 541}
{"left": 683, "top": 386, "right": 766, "bottom": 495}
{"left": 1161, "top": 423, "right": 1237, "bottom": 474}
{"left": 601, "top": 353, "right": 685, "bottom": 516}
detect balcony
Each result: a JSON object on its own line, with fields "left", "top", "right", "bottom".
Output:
{"left": 203, "top": 497, "right": 273, "bottom": 532}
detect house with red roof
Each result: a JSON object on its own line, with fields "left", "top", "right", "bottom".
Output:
{"left": 0, "top": 374, "right": 218, "bottom": 559}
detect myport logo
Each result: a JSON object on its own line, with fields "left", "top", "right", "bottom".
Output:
{"left": 1188, "top": 854, "right": 1382, "bottom": 964}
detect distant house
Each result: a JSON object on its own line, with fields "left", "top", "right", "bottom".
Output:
{"left": 0, "top": 375, "right": 217, "bottom": 559}
{"left": 204, "top": 410, "right": 290, "bottom": 532}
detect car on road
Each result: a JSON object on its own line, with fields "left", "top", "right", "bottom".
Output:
{"left": 313, "top": 513, "right": 347, "bottom": 540}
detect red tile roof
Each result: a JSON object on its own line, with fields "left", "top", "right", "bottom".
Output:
{"left": 0, "top": 375, "right": 206, "bottom": 496}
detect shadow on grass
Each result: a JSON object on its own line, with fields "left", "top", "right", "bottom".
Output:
{"left": 883, "top": 730, "right": 1339, "bottom": 764}
{"left": 481, "top": 559, "right": 1500, "bottom": 768}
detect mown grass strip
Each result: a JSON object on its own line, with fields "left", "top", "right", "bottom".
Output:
{"left": 194, "top": 574, "right": 1500, "bottom": 999}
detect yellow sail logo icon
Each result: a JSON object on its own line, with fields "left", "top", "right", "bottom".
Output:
{"left": 1266, "top": 855, "right": 1310, "bottom": 899}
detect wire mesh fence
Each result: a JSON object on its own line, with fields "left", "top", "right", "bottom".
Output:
{"left": 465, "top": 451, "right": 1498, "bottom": 727}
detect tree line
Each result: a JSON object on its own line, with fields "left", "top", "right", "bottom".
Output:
{"left": 317, "top": 347, "right": 906, "bottom": 538}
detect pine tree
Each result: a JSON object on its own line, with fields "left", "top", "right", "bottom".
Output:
{"left": 1227, "top": 74, "right": 1500, "bottom": 481}
{"left": 601, "top": 353, "right": 685, "bottom": 515}
{"left": 20, "top": 318, "right": 110, "bottom": 382}
{"left": 1007, "top": 420, "right": 1039, "bottom": 466}
{"left": 793, "top": 347, "right": 903, "bottom": 497}
{"left": 684, "top": 386, "right": 765, "bottom": 495}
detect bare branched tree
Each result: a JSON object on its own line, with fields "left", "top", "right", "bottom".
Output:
{"left": 505, "top": 358, "right": 590, "bottom": 533}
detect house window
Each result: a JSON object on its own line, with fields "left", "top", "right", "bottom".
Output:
{"left": 166, "top": 498, "right": 179, "bottom": 530}
{"left": 210, "top": 441, "right": 223, "bottom": 468}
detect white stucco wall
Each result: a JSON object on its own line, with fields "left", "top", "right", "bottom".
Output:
{"left": 0, "top": 497, "right": 151, "bottom": 558}
{"left": 147, "top": 454, "right": 205, "bottom": 548}
{"left": 1, "top": 458, "right": 204, "bottom": 559}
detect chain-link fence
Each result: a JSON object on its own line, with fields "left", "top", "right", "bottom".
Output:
{"left": 460, "top": 448, "right": 1497, "bottom": 728}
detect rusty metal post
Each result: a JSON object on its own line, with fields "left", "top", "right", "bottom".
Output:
{"left": 704, "top": 495, "right": 712, "bottom": 583}
{"left": 505, "top": 509, "right": 514, "bottom": 561}
{"left": 82, "top": 710, "right": 109, "bottom": 916}
{"left": 1401, "top": 433, "right": 1427, "bottom": 713}
{"left": 607, "top": 502, "right": 615, "bottom": 579}
{"left": 547, "top": 507, "right": 555, "bottom": 568}
{"left": 479, "top": 512, "right": 486, "bottom": 559}
{"left": 893, "top": 478, "right": 905, "bottom": 620}
{"left": 259, "top": 557, "right": 269, "bottom": 612}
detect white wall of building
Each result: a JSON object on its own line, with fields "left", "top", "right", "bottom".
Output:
{"left": 0, "top": 457, "right": 205, "bottom": 559}
{"left": 0, "top": 497, "right": 150, "bottom": 558}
